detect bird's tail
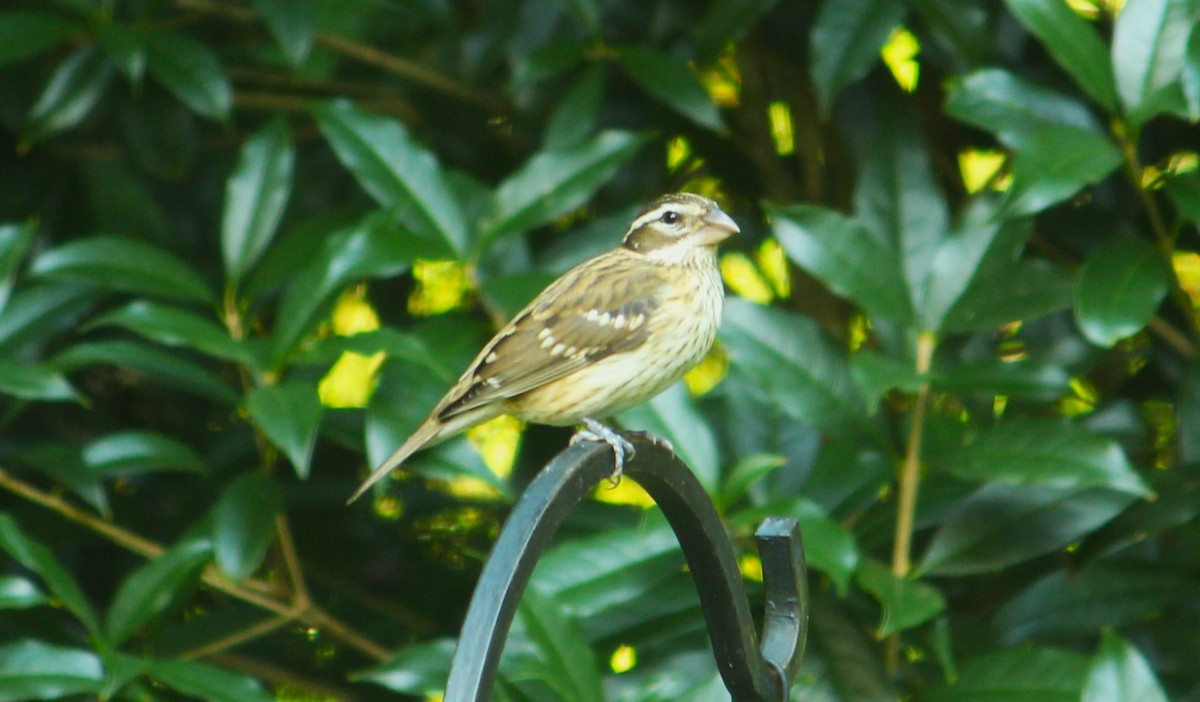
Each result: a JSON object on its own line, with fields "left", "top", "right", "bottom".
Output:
{"left": 346, "top": 406, "right": 502, "bottom": 504}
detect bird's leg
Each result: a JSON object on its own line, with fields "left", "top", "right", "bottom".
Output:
{"left": 571, "top": 417, "right": 636, "bottom": 483}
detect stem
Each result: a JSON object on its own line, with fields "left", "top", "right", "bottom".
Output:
{"left": 0, "top": 469, "right": 389, "bottom": 661}
{"left": 179, "top": 616, "right": 291, "bottom": 660}
{"left": 886, "top": 332, "right": 935, "bottom": 672}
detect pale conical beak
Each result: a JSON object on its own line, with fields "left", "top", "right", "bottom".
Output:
{"left": 695, "top": 208, "right": 740, "bottom": 246}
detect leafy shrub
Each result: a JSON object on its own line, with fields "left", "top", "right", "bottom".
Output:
{"left": 1, "top": 0, "right": 1198, "bottom": 700}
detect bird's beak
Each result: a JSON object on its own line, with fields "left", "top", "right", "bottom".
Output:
{"left": 695, "top": 208, "right": 740, "bottom": 246}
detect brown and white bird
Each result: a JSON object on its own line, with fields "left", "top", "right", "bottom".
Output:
{"left": 348, "top": 193, "right": 738, "bottom": 503}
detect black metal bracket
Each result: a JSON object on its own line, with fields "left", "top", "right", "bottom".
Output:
{"left": 443, "top": 432, "right": 808, "bottom": 702}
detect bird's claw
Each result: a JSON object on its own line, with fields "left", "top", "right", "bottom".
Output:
{"left": 572, "top": 418, "right": 636, "bottom": 485}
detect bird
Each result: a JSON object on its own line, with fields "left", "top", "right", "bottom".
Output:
{"left": 348, "top": 192, "right": 739, "bottom": 503}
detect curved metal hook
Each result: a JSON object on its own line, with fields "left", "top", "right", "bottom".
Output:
{"left": 442, "top": 432, "right": 808, "bottom": 702}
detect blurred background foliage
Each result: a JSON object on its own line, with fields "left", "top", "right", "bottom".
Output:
{"left": 1, "top": 0, "right": 1200, "bottom": 700}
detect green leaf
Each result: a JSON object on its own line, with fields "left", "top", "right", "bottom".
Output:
{"left": 855, "top": 103, "right": 948, "bottom": 316}
{"left": 808, "top": 0, "right": 906, "bottom": 115}
{"left": 544, "top": 65, "right": 606, "bottom": 150}
{"left": 0, "top": 514, "right": 102, "bottom": 636}
{"left": 720, "top": 453, "right": 787, "bottom": 507}
{"left": 16, "top": 445, "right": 109, "bottom": 516}
{"left": 0, "top": 640, "right": 104, "bottom": 702}
{"left": 770, "top": 203, "right": 914, "bottom": 325}
{"left": 933, "top": 360, "right": 1070, "bottom": 401}
{"left": 271, "top": 213, "right": 416, "bottom": 365}
{"left": 808, "top": 597, "right": 898, "bottom": 702}
{"left": 52, "top": 340, "right": 238, "bottom": 405}
{"left": 0, "top": 12, "right": 78, "bottom": 68}
{"left": 0, "top": 223, "right": 34, "bottom": 314}
{"left": 249, "top": 0, "right": 316, "bottom": 66}
{"left": 0, "top": 360, "right": 79, "bottom": 402}
{"left": 918, "top": 484, "right": 1135, "bottom": 576}
{"left": 98, "top": 22, "right": 146, "bottom": 84}
{"left": 482, "top": 130, "right": 648, "bottom": 245}
{"left": 1005, "top": 125, "right": 1122, "bottom": 216}
{"left": 312, "top": 99, "right": 468, "bottom": 254}
{"left": 23, "top": 46, "right": 113, "bottom": 145}
{"left": 786, "top": 499, "right": 860, "bottom": 595}
{"left": 222, "top": 118, "right": 295, "bottom": 284}
{"left": 1166, "top": 168, "right": 1200, "bottom": 224}
{"left": 934, "top": 418, "right": 1150, "bottom": 495}
{"left": 1111, "top": 0, "right": 1200, "bottom": 126}
{"left": 512, "top": 588, "right": 604, "bottom": 702}
{"left": 619, "top": 383, "right": 720, "bottom": 494}
{"left": 0, "top": 284, "right": 94, "bottom": 355}
{"left": 1076, "top": 237, "right": 1171, "bottom": 347}
{"left": 1184, "top": 26, "right": 1200, "bottom": 119}
{"left": 29, "top": 236, "right": 213, "bottom": 304}
{"left": 354, "top": 638, "right": 456, "bottom": 694}
{"left": 213, "top": 472, "right": 281, "bottom": 581}
{"left": 721, "top": 299, "right": 874, "bottom": 443}
{"left": 850, "top": 350, "right": 924, "bottom": 412}
{"left": 148, "top": 659, "right": 273, "bottom": 702}
{"left": 144, "top": 30, "right": 231, "bottom": 121}
{"left": 245, "top": 382, "right": 323, "bottom": 478}
{"left": 83, "top": 430, "right": 206, "bottom": 477}
{"left": 944, "top": 68, "right": 1102, "bottom": 147}
{"left": 1003, "top": 0, "right": 1118, "bottom": 110}
{"left": 693, "top": 0, "right": 782, "bottom": 58}
{"left": 618, "top": 47, "right": 724, "bottom": 132}
{"left": 944, "top": 259, "right": 1075, "bottom": 331}
{"left": 89, "top": 300, "right": 249, "bottom": 364}
{"left": 0, "top": 576, "right": 48, "bottom": 610}
{"left": 855, "top": 559, "right": 946, "bottom": 637}
{"left": 919, "top": 198, "right": 1022, "bottom": 332}
{"left": 926, "top": 647, "right": 1089, "bottom": 702}
{"left": 1083, "top": 631, "right": 1170, "bottom": 702}
{"left": 994, "top": 562, "right": 1192, "bottom": 644}
{"left": 106, "top": 537, "right": 213, "bottom": 645}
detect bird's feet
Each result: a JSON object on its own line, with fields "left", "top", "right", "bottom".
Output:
{"left": 571, "top": 418, "right": 636, "bottom": 485}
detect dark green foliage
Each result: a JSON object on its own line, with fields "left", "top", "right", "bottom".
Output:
{"left": 1, "top": 0, "right": 1199, "bottom": 700}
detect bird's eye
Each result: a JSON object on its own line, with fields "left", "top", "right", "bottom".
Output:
{"left": 660, "top": 210, "right": 681, "bottom": 225}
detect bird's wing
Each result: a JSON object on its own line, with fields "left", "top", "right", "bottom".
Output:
{"left": 437, "top": 255, "right": 666, "bottom": 420}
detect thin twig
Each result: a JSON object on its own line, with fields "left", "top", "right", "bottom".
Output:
{"left": 178, "top": 616, "right": 292, "bottom": 661}
{"left": 275, "top": 514, "right": 311, "bottom": 608}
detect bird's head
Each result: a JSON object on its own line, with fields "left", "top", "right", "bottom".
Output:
{"left": 620, "top": 193, "right": 739, "bottom": 265}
